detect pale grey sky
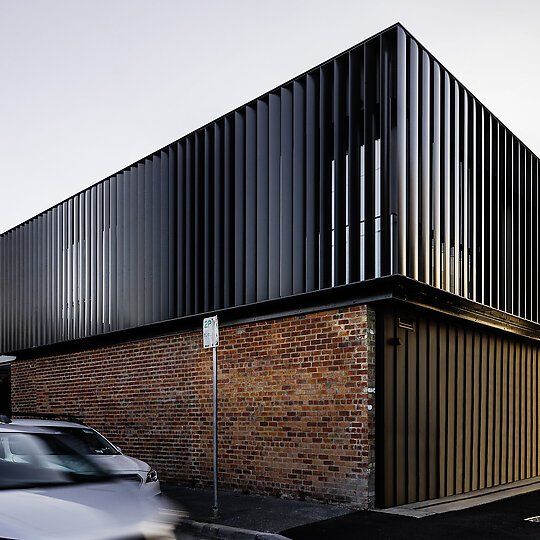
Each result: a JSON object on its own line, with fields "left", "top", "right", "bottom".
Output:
{"left": 1, "top": 0, "right": 539, "bottom": 234}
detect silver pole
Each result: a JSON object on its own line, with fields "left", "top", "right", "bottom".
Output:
{"left": 212, "top": 345, "right": 219, "bottom": 518}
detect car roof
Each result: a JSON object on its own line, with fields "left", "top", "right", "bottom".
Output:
{"left": 9, "top": 419, "right": 87, "bottom": 429}
{"left": 0, "top": 423, "right": 65, "bottom": 434}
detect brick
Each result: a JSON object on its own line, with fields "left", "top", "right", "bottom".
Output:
{"left": 12, "top": 305, "right": 376, "bottom": 508}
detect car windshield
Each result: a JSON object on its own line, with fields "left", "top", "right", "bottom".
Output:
{"left": 53, "top": 427, "right": 120, "bottom": 456}
{"left": 0, "top": 431, "right": 110, "bottom": 490}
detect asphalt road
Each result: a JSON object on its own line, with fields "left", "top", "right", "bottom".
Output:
{"left": 282, "top": 490, "right": 540, "bottom": 540}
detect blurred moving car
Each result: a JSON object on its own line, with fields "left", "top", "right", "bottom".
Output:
{"left": 8, "top": 413, "right": 161, "bottom": 496}
{"left": 0, "top": 422, "right": 183, "bottom": 539}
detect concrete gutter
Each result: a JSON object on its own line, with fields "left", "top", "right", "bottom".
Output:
{"left": 178, "top": 519, "right": 291, "bottom": 540}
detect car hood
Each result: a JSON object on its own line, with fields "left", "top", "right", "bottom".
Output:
{"left": 89, "top": 453, "right": 150, "bottom": 473}
{"left": 0, "top": 482, "right": 175, "bottom": 539}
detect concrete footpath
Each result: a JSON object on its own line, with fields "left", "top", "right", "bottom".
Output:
{"left": 162, "top": 484, "right": 353, "bottom": 539}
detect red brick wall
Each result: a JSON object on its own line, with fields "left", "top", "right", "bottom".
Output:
{"left": 12, "top": 305, "right": 376, "bottom": 506}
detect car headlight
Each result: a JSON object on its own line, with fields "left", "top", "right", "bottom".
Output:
{"left": 146, "top": 468, "right": 158, "bottom": 483}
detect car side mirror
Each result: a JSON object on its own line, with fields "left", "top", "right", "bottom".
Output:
{"left": 116, "top": 446, "right": 122, "bottom": 453}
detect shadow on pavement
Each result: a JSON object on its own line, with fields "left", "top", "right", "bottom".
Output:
{"left": 282, "top": 490, "right": 540, "bottom": 540}
{"left": 163, "top": 483, "right": 351, "bottom": 534}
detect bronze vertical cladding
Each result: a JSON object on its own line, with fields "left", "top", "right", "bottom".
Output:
{"left": 379, "top": 306, "right": 540, "bottom": 508}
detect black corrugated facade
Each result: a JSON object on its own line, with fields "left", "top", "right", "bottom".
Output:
{"left": 2, "top": 24, "right": 540, "bottom": 353}
{"left": 2, "top": 26, "right": 398, "bottom": 352}
{"left": 2, "top": 23, "right": 540, "bottom": 508}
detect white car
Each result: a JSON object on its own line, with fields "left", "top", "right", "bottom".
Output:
{"left": 8, "top": 415, "right": 161, "bottom": 496}
{"left": 0, "top": 423, "right": 183, "bottom": 539}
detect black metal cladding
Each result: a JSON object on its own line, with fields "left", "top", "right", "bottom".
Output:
{"left": 1, "top": 24, "right": 540, "bottom": 353}
{"left": 397, "top": 27, "right": 540, "bottom": 319}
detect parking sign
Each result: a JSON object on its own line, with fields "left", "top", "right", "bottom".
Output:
{"left": 203, "top": 316, "right": 219, "bottom": 348}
